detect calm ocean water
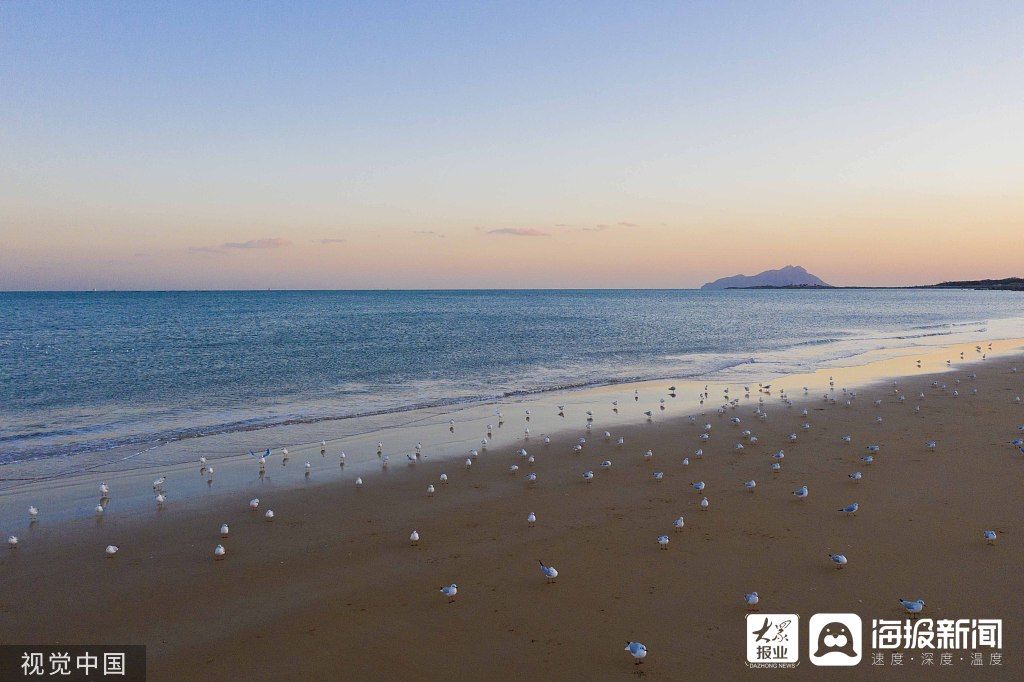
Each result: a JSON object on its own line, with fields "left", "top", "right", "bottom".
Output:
{"left": 2, "top": 289, "right": 1022, "bottom": 465}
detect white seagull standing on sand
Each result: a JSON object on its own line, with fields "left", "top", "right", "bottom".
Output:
{"left": 527, "top": 512, "right": 537, "bottom": 526}
{"left": 692, "top": 481, "right": 706, "bottom": 494}
{"left": 838, "top": 502, "right": 860, "bottom": 516}
{"left": 249, "top": 498, "right": 260, "bottom": 510}
{"left": 410, "top": 530, "right": 420, "bottom": 546}
{"left": 94, "top": 504, "right": 104, "bottom": 516}
{"left": 220, "top": 524, "right": 229, "bottom": 538}
{"left": 440, "top": 584, "right": 458, "bottom": 603}
{"left": 356, "top": 477, "right": 364, "bottom": 487}
{"left": 624, "top": 642, "right": 647, "bottom": 666}
{"left": 673, "top": 516, "right": 685, "bottom": 530}
{"left": 700, "top": 497, "right": 709, "bottom": 511}
{"left": 744, "top": 480, "right": 756, "bottom": 492}
{"left": 828, "top": 553, "right": 848, "bottom": 569}
{"left": 264, "top": 509, "right": 275, "bottom": 521}
{"left": 105, "top": 544, "right": 119, "bottom": 557}
{"left": 900, "top": 598, "right": 925, "bottom": 615}
{"left": 28, "top": 506, "right": 39, "bottom": 522}
{"left": 657, "top": 535, "right": 670, "bottom": 549}
{"left": 984, "top": 530, "right": 997, "bottom": 545}
{"left": 8, "top": 536, "right": 18, "bottom": 549}
{"left": 214, "top": 544, "right": 226, "bottom": 560}
{"left": 427, "top": 484, "right": 436, "bottom": 496}
{"left": 793, "top": 485, "right": 808, "bottom": 500}
{"left": 583, "top": 470, "right": 594, "bottom": 482}
{"left": 849, "top": 471, "right": 863, "bottom": 482}
{"left": 538, "top": 560, "right": 558, "bottom": 583}
{"left": 744, "top": 592, "right": 759, "bottom": 611}
{"left": 99, "top": 483, "right": 110, "bottom": 498}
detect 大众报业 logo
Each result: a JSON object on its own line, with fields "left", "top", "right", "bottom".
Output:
{"left": 746, "top": 614, "right": 799, "bottom": 665}
{"left": 808, "top": 613, "right": 862, "bottom": 666}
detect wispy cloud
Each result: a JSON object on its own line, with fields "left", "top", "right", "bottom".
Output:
{"left": 315, "top": 238, "right": 347, "bottom": 244}
{"left": 223, "top": 237, "right": 292, "bottom": 249}
{"left": 487, "top": 227, "right": 550, "bottom": 237}
{"left": 412, "top": 230, "right": 445, "bottom": 238}
{"left": 618, "top": 221, "right": 638, "bottom": 228}
{"left": 188, "top": 237, "right": 293, "bottom": 254}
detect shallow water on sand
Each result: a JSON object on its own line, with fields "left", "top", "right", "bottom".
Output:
{"left": 2, "top": 289, "right": 1023, "bottom": 472}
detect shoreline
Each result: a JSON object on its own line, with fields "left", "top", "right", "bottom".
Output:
{"left": 1, "top": 342, "right": 1022, "bottom": 678}
{"left": 2, "top": 337, "right": 1022, "bottom": 526}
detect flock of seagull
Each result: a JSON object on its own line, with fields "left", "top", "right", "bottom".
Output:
{"left": 7, "top": 342, "right": 1024, "bottom": 668}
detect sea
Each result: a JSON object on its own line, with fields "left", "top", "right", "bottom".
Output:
{"left": 2, "top": 289, "right": 1023, "bottom": 467}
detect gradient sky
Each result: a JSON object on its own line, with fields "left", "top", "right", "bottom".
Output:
{"left": 2, "top": 1, "right": 1022, "bottom": 290}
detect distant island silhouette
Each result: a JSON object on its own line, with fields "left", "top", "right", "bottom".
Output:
{"left": 701, "top": 267, "right": 1022, "bottom": 291}
{"left": 701, "top": 265, "right": 830, "bottom": 290}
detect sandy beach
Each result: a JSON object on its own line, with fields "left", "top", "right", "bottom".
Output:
{"left": 3, "top": 344, "right": 1024, "bottom": 679}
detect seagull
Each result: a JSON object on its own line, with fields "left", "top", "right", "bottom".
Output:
{"left": 644, "top": 449, "right": 654, "bottom": 460}
{"left": 7, "top": 536, "right": 18, "bottom": 549}
{"left": 793, "top": 485, "right": 808, "bottom": 500}
{"left": 601, "top": 460, "right": 612, "bottom": 469}
{"left": 771, "top": 462, "right": 781, "bottom": 473}
{"left": 28, "top": 506, "right": 39, "bottom": 522}
{"left": 464, "top": 458, "right": 472, "bottom": 469}
{"left": 410, "top": 530, "right": 420, "bottom": 546}
{"left": 440, "top": 584, "right": 458, "bottom": 603}
{"left": 692, "top": 481, "right": 706, "bottom": 494}
{"left": 828, "top": 553, "right": 848, "bottom": 569}
{"left": 94, "top": 504, "right": 104, "bottom": 516}
{"left": 841, "top": 435, "right": 852, "bottom": 443}
{"left": 249, "top": 498, "right": 260, "bottom": 510}
{"left": 744, "top": 592, "right": 759, "bottom": 611}
{"left": 538, "top": 560, "right": 558, "bottom": 583}
{"left": 899, "top": 598, "right": 925, "bottom": 616}
{"left": 658, "top": 535, "right": 670, "bottom": 549}
{"left": 527, "top": 512, "right": 537, "bottom": 526}
{"left": 105, "top": 545, "right": 118, "bottom": 557}
{"left": 849, "top": 471, "right": 863, "bottom": 482}
{"left": 440, "top": 473, "right": 448, "bottom": 484}
{"left": 866, "top": 444, "right": 880, "bottom": 453}
{"left": 984, "top": 530, "right": 997, "bottom": 545}
{"left": 653, "top": 471, "right": 664, "bottom": 481}
{"left": 624, "top": 642, "right": 648, "bottom": 666}
{"left": 682, "top": 457, "right": 689, "bottom": 466}
{"left": 744, "top": 480, "right": 756, "bottom": 492}
{"left": 156, "top": 494, "right": 166, "bottom": 509}
{"left": 265, "top": 509, "right": 275, "bottom": 521}
{"left": 219, "top": 523, "right": 229, "bottom": 538}
{"left": 508, "top": 464, "right": 519, "bottom": 473}
{"left": 838, "top": 502, "right": 859, "bottom": 516}
{"left": 861, "top": 455, "right": 874, "bottom": 465}
{"left": 673, "top": 516, "right": 685, "bottom": 530}
{"left": 99, "top": 483, "right": 110, "bottom": 498}
{"left": 214, "top": 544, "right": 226, "bottom": 560}
{"left": 700, "top": 497, "right": 709, "bottom": 511}
{"left": 788, "top": 433, "right": 797, "bottom": 442}
{"left": 356, "top": 477, "right": 364, "bottom": 487}
{"left": 527, "top": 472, "right": 538, "bottom": 483}
{"left": 925, "top": 440, "right": 936, "bottom": 450}
{"left": 583, "top": 470, "right": 595, "bottom": 481}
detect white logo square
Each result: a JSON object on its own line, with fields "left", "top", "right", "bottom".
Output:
{"left": 746, "top": 614, "right": 799, "bottom": 663}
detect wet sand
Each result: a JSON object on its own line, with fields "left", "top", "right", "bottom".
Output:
{"left": 3, "top": 348, "right": 1024, "bottom": 679}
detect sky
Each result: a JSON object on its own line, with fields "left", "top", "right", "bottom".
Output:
{"left": 1, "top": 1, "right": 1022, "bottom": 290}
